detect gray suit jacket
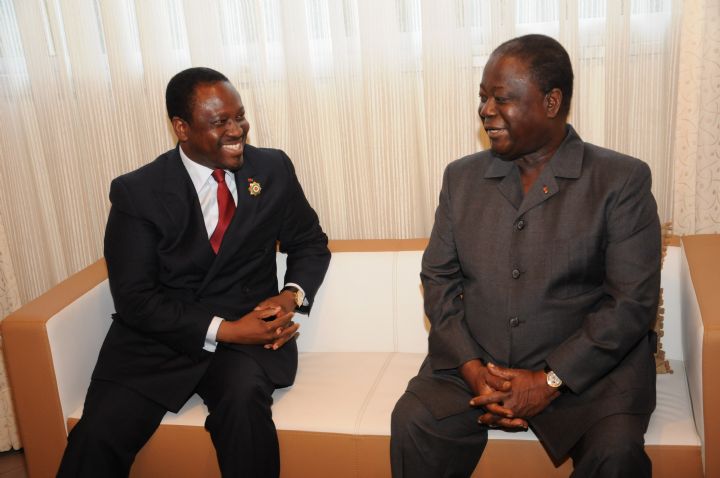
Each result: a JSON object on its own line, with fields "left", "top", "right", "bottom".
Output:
{"left": 408, "top": 126, "right": 660, "bottom": 462}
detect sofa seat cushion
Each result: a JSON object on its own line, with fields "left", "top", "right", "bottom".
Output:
{"left": 274, "top": 352, "right": 424, "bottom": 435}
{"left": 648, "top": 360, "right": 701, "bottom": 446}
{"left": 67, "top": 355, "right": 702, "bottom": 478}
{"left": 69, "top": 353, "right": 698, "bottom": 447}
{"left": 273, "top": 355, "right": 699, "bottom": 446}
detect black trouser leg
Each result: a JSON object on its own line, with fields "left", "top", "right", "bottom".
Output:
{"left": 195, "top": 347, "right": 279, "bottom": 478}
{"left": 57, "top": 380, "right": 166, "bottom": 478}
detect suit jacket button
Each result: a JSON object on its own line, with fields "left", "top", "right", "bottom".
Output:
{"left": 511, "top": 269, "right": 521, "bottom": 279}
{"left": 516, "top": 219, "right": 525, "bottom": 230}
{"left": 509, "top": 317, "right": 520, "bottom": 327}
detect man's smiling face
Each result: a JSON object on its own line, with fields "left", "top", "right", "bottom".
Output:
{"left": 478, "top": 54, "right": 553, "bottom": 161}
{"left": 174, "top": 81, "right": 250, "bottom": 171}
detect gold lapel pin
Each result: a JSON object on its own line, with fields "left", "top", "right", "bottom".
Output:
{"left": 542, "top": 185, "right": 549, "bottom": 195}
{"left": 248, "top": 178, "right": 262, "bottom": 196}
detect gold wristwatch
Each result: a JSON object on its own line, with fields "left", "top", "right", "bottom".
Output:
{"left": 282, "top": 286, "right": 305, "bottom": 309}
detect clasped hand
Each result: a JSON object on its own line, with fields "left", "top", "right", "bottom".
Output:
{"left": 461, "top": 360, "right": 560, "bottom": 430}
{"left": 216, "top": 291, "right": 299, "bottom": 350}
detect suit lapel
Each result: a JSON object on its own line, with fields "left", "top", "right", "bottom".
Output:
{"left": 485, "top": 157, "right": 523, "bottom": 211}
{"left": 155, "top": 148, "right": 216, "bottom": 272}
{"left": 197, "top": 150, "right": 261, "bottom": 294}
{"left": 218, "top": 157, "right": 261, "bottom": 260}
{"left": 488, "top": 126, "right": 584, "bottom": 218}
{"left": 516, "top": 167, "right": 559, "bottom": 218}
{"left": 515, "top": 126, "right": 584, "bottom": 217}
{"left": 497, "top": 169, "right": 524, "bottom": 211}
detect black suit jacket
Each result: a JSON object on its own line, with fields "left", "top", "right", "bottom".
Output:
{"left": 92, "top": 145, "right": 330, "bottom": 412}
{"left": 409, "top": 126, "right": 660, "bottom": 461}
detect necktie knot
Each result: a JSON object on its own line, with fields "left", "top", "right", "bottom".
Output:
{"left": 212, "top": 169, "right": 226, "bottom": 184}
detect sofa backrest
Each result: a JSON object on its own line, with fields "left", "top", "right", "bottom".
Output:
{"left": 283, "top": 245, "right": 685, "bottom": 357}
{"left": 46, "top": 280, "right": 113, "bottom": 431}
{"left": 277, "top": 250, "right": 429, "bottom": 354}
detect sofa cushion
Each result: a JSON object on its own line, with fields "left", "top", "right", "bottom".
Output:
{"left": 68, "top": 356, "right": 699, "bottom": 448}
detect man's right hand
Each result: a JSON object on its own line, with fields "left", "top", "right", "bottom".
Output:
{"left": 216, "top": 307, "right": 300, "bottom": 350}
{"left": 459, "top": 359, "right": 528, "bottom": 430}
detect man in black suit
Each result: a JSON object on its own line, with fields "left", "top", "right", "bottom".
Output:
{"left": 391, "top": 35, "right": 660, "bottom": 477}
{"left": 58, "top": 67, "right": 330, "bottom": 478}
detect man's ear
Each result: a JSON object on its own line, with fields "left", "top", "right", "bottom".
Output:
{"left": 171, "top": 117, "right": 189, "bottom": 142}
{"left": 544, "top": 88, "right": 563, "bottom": 118}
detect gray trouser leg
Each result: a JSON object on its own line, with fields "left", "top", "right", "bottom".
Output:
{"left": 391, "top": 392, "right": 488, "bottom": 478}
{"left": 569, "top": 413, "right": 652, "bottom": 478}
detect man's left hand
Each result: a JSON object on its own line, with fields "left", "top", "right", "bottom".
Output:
{"left": 471, "top": 363, "right": 560, "bottom": 419}
{"left": 255, "top": 291, "right": 298, "bottom": 349}
{"left": 255, "top": 291, "right": 297, "bottom": 316}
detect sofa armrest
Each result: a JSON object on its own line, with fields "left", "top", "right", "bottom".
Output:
{"left": 1, "top": 259, "right": 110, "bottom": 478}
{"left": 681, "top": 235, "right": 720, "bottom": 478}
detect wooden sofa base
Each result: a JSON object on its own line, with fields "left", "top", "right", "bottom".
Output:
{"left": 67, "top": 419, "right": 703, "bottom": 478}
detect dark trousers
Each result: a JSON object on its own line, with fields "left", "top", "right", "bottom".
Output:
{"left": 57, "top": 346, "right": 279, "bottom": 478}
{"left": 390, "top": 392, "right": 488, "bottom": 478}
{"left": 390, "top": 391, "right": 651, "bottom": 478}
{"left": 567, "top": 413, "right": 651, "bottom": 478}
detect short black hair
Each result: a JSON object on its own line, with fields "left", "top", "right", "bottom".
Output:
{"left": 492, "top": 34, "right": 574, "bottom": 116}
{"left": 165, "top": 67, "right": 229, "bottom": 123}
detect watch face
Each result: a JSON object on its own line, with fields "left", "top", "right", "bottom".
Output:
{"left": 546, "top": 371, "right": 563, "bottom": 388}
{"left": 294, "top": 290, "right": 305, "bottom": 307}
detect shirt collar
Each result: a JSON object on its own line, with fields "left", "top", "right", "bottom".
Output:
{"left": 178, "top": 145, "right": 234, "bottom": 192}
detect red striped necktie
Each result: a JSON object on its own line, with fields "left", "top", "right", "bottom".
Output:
{"left": 209, "top": 169, "right": 236, "bottom": 253}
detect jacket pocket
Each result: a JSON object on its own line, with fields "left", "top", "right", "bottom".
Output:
{"left": 549, "top": 235, "right": 604, "bottom": 299}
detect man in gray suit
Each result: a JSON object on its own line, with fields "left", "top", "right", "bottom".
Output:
{"left": 391, "top": 34, "right": 661, "bottom": 477}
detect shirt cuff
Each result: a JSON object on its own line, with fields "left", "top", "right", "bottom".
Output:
{"left": 204, "top": 316, "right": 224, "bottom": 352}
{"left": 284, "top": 282, "right": 309, "bottom": 307}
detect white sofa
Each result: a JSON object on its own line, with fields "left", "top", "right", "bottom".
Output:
{"left": 3, "top": 237, "right": 718, "bottom": 478}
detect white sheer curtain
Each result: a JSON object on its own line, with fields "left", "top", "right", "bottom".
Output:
{"left": 672, "top": 0, "right": 720, "bottom": 234}
{"left": 0, "top": 0, "right": 716, "bottom": 449}
{"left": 0, "top": 215, "right": 21, "bottom": 451}
{"left": 0, "top": 0, "right": 686, "bottom": 301}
